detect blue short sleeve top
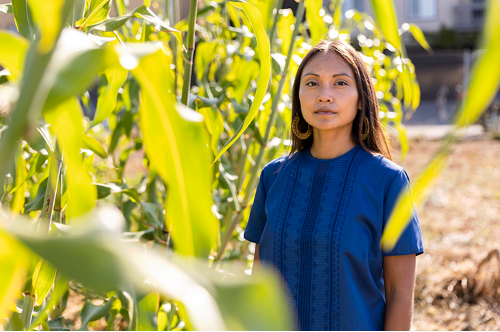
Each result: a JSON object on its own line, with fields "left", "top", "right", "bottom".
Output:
{"left": 243, "top": 144, "right": 424, "bottom": 331}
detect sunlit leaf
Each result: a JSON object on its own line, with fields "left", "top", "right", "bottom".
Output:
{"left": 305, "top": 0, "right": 327, "bottom": 43}
{"left": 137, "top": 293, "right": 159, "bottom": 331}
{"left": 45, "top": 28, "right": 112, "bottom": 111}
{"left": 11, "top": 0, "right": 35, "bottom": 41}
{"left": 402, "top": 23, "right": 432, "bottom": 54}
{"left": 28, "top": 276, "right": 68, "bottom": 330}
{"left": 0, "top": 231, "right": 27, "bottom": 320}
{"left": 82, "top": 135, "right": 108, "bottom": 159}
{"left": 11, "top": 144, "right": 27, "bottom": 216}
{"left": 0, "top": 31, "right": 28, "bottom": 82}
{"left": 43, "top": 98, "right": 96, "bottom": 221}
{"left": 277, "top": 9, "right": 294, "bottom": 55}
{"left": 194, "top": 41, "right": 218, "bottom": 82}
{"left": 32, "top": 260, "right": 57, "bottom": 306}
{"left": 27, "top": 0, "right": 66, "bottom": 53}
{"left": 131, "top": 48, "right": 219, "bottom": 258}
{"left": 75, "top": 0, "right": 111, "bottom": 30}
{"left": 88, "top": 65, "right": 128, "bottom": 130}
{"left": 369, "top": 0, "right": 401, "bottom": 51}
{"left": 87, "top": 5, "right": 182, "bottom": 46}
{"left": 213, "top": 1, "right": 271, "bottom": 164}
{"left": 455, "top": 0, "right": 500, "bottom": 127}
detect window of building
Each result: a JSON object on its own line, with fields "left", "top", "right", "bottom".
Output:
{"left": 342, "top": 0, "right": 364, "bottom": 12}
{"left": 408, "top": 0, "right": 437, "bottom": 20}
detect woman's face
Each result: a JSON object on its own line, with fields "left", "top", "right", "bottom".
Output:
{"left": 298, "top": 51, "right": 361, "bottom": 133}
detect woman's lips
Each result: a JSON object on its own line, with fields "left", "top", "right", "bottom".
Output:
{"left": 314, "top": 109, "right": 336, "bottom": 115}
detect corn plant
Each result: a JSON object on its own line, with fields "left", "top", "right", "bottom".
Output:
{"left": 2, "top": 0, "right": 496, "bottom": 330}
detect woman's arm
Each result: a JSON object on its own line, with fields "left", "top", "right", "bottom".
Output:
{"left": 383, "top": 254, "right": 416, "bottom": 331}
{"left": 252, "top": 244, "right": 261, "bottom": 277}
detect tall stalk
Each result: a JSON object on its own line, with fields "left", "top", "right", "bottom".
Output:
{"left": 215, "top": 0, "right": 306, "bottom": 266}
{"left": 39, "top": 144, "right": 63, "bottom": 234}
{"left": 181, "top": 0, "right": 198, "bottom": 105}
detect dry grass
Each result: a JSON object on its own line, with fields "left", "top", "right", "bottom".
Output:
{"left": 399, "top": 138, "right": 500, "bottom": 331}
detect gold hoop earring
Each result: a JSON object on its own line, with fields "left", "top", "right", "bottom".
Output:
{"left": 292, "top": 114, "right": 312, "bottom": 140}
{"left": 360, "top": 115, "right": 369, "bottom": 140}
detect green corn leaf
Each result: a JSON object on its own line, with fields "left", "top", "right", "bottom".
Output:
{"left": 382, "top": 152, "right": 448, "bottom": 251}
{"left": 0, "top": 3, "right": 13, "bottom": 13}
{"left": 455, "top": 0, "right": 500, "bottom": 127}
{"left": 87, "top": 5, "right": 182, "bottom": 46}
{"left": 0, "top": 0, "right": 76, "bottom": 185}
{"left": 0, "top": 232, "right": 27, "bottom": 320}
{"left": 141, "top": 202, "right": 162, "bottom": 228}
{"left": 0, "top": 31, "right": 28, "bottom": 82}
{"left": 75, "top": 0, "right": 112, "bottom": 30}
{"left": 198, "top": 106, "right": 224, "bottom": 155}
{"left": 79, "top": 298, "right": 115, "bottom": 331}
{"left": 27, "top": 0, "right": 68, "bottom": 53}
{"left": 194, "top": 41, "right": 218, "bottom": 82}
{"left": 11, "top": 0, "right": 36, "bottom": 41}
{"left": 96, "top": 183, "right": 140, "bottom": 202}
{"left": 305, "top": 0, "right": 327, "bottom": 43}
{"left": 276, "top": 9, "right": 294, "bottom": 55}
{"left": 32, "top": 260, "right": 57, "bottom": 306}
{"left": 137, "top": 293, "right": 159, "bottom": 331}
{"left": 88, "top": 65, "right": 128, "bottom": 130}
{"left": 369, "top": 0, "right": 401, "bottom": 51}
{"left": 332, "top": 0, "right": 344, "bottom": 29}
{"left": 44, "top": 98, "right": 96, "bottom": 221}
{"left": 25, "top": 178, "right": 48, "bottom": 212}
{"left": 402, "top": 23, "right": 432, "bottom": 54}
{"left": 29, "top": 276, "right": 69, "bottom": 330}
{"left": 44, "top": 28, "right": 112, "bottom": 111}
{"left": 213, "top": 1, "right": 271, "bottom": 164}
{"left": 128, "top": 47, "right": 219, "bottom": 258}
{"left": 72, "top": 0, "right": 86, "bottom": 26}
{"left": 82, "top": 135, "right": 108, "bottom": 159}
{"left": 11, "top": 144, "right": 27, "bottom": 216}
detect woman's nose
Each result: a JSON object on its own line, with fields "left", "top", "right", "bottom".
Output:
{"left": 317, "top": 93, "right": 333, "bottom": 103}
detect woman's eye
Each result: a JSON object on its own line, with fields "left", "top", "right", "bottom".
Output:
{"left": 306, "top": 82, "right": 318, "bottom": 86}
{"left": 335, "top": 81, "right": 348, "bottom": 86}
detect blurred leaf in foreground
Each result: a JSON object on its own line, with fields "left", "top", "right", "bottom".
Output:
{"left": 128, "top": 46, "right": 218, "bottom": 258}
{"left": 455, "top": 0, "right": 500, "bottom": 127}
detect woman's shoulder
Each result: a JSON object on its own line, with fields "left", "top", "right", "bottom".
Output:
{"left": 358, "top": 148, "right": 407, "bottom": 183}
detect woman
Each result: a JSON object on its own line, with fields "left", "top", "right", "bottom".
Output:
{"left": 243, "top": 40, "right": 424, "bottom": 331}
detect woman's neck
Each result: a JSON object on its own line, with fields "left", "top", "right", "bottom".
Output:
{"left": 309, "top": 126, "right": 357, "bottom": 160}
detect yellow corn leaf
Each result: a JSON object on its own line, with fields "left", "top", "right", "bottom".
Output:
{"left": 0, "top": 31, "right": 28, "bottom": 82}
{"left": 11, "top": 144, "right": 27, "bottom": 216}
{"left": 213, "top": 1, "right": 271, "bottom": 164}
{"left": 43, "top": 98, "right": 96, "bottom": 220}
{"left": 89, "top": 65, "right": 128, "bottom": 130}
{"left": 131, "top": 49, "right": 218, "bottom": 258}
{"left": 305, "top": 0, "right": 327, "bottom": 43}
{"left": 369, "top": 0, "right": 401, "bottom": 51}
{"left": 455, "top": 0, "right": 500, "bottom": 127}
{"left": 0, "top": 231, "right": 27, "bottom": 320}
{"left": 27, "top": 0, "right": 65, "bottom": 53}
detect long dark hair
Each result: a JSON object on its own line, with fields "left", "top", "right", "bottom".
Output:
{"left": 289, "top": 40, "right": 393, "bottom": 160}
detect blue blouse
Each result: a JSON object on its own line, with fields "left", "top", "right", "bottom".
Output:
{"left": 243, "top": 144, "right": 424, "bottom": 331}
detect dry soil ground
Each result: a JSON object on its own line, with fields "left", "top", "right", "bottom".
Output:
{"left": 398, "top": 138, "right": 500, "bottom": 331}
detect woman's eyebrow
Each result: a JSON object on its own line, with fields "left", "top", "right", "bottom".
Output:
{"left": 302, "top": 72, "right": 352, "bottom": 79}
